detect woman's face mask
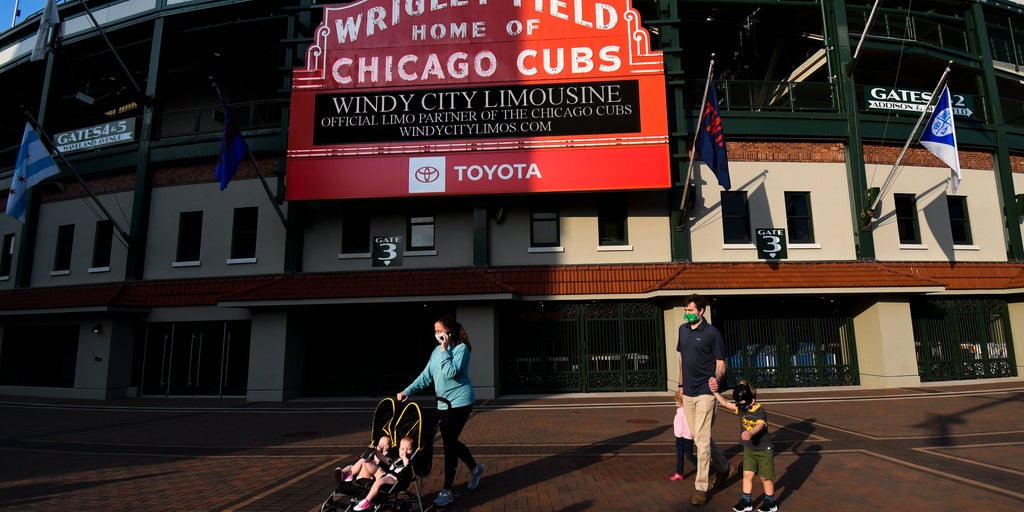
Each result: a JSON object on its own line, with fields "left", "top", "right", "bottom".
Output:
{"left": 435, "top": 332, "right": 449, "bottom": 344}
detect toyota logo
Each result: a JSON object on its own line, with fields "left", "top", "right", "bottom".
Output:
{"left": 414, "top": 166, "right": 440, "bottom": 183}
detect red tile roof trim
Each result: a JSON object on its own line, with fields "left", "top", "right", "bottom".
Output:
{"left": 0, "top": 262, "right": 1020, "bottom": 312}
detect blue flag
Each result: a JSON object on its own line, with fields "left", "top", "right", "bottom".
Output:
{"left": 694, "top": 79, "right": 731, "bottom": 190}
{"left": 6, "top": 122, "right": 61, "bottom": 223}
{"left": 919, "top": 85, "right": 961, "bottom": 192}
{"left": 216, "top": 100, "right": 248, "bottom": 190}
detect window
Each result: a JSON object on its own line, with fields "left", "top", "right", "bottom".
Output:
{"left": 721, "top": 191, "right": 751, "bottom": 244}
{"left": 341, "top": 207, "right": 371, "bottom": 254}
{"left": 946, "top": 196, "right": 972, "bottom": 245}
{"left": 407, "top": 212, "right": 435, "bottom": 250}
{"left": 785, "top": 192, "right": 814, "bottom": 243}
{"left": 598, "top": 194, "right": 628, "bottom": 246}
{"left": 53, "top": 224, "right": 75, "bottom": 272}
{"left": 91, "top": 220, "right": 113, "bottom": 270}
{"left": 175, "top": 211, "right": 203, "bottom": 263}
{"left": 0, "top": 233, "right": 14, "bottom": 278}
{"left": 530, "top": 202, "right": 560, "bottom": 247}
{"left": 894, "top": 194, "right": 920, "bottom": 244}
{"left": 229, "top": 207, "right": 258, "bottom": 260}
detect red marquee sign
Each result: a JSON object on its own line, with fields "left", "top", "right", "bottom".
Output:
{"left": 286, "top": 0, "right": 669, "bottom": 200}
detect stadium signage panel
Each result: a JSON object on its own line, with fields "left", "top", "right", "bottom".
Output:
{"left": 864, "top": 86, "right": 975, "bottom": 118}
{"left": 287, "top": 0, "right": 669, "bottom": 200}
{"left": 54, "top": 118, "right": 136, "bottom": 154}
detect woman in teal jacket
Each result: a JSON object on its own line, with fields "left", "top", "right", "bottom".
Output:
{"left": 397, "top": 315, "right": 485, "bottom": 507}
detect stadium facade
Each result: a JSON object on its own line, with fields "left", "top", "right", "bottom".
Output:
{"left": 0, "top": 0, "right": 1021, "bottom": 401}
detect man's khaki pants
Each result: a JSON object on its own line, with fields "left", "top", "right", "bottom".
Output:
{"left": 682, "top": 393, "right": 729, "bottom": 492}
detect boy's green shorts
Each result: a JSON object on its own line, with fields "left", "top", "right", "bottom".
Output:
{"left": 743, "top": 447, "right": 775, "bottom": 480}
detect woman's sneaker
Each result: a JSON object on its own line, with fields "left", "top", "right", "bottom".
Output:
{"left": 433, "top": 489, "right": 454, "bottom": 506}
{"left": 468, "top": 464, "right": 486, "bottom": 490}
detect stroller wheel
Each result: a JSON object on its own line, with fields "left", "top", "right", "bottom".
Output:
{"left": 320, "top": 494, "right": 346, "bottom": 512}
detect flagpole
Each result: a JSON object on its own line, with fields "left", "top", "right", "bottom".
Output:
{"left": 848, "top": 0, "right": 882, "bottom": 78}
{"left": 212, "top": 82, "right": 289, "bottom": 231}
{"left": 76, "top": 0, "right": 143, "bottom": 95}
{"left": 23, "top": 111, "right": 132, "bottom": 246}
{"left": 11, "top": 0, "right": 19, "bottom": 28}
{"left": 679, "top": 55, "right": 716, "bottom": 217}
{"left": 868, "top": 62, "right": 953, "bottom": 217}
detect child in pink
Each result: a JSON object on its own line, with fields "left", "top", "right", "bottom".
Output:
{"left": 672, "top": 391, "right": 698, "bottom": 481}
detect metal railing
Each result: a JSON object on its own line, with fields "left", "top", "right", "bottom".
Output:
{"left": 155, "top": 99, "right": 282, "bottom": 139}
{"left": 847, "top": 10, "right": 970, "bottom": 53}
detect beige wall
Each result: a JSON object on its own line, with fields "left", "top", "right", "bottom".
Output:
{"left": 145, "top": 179, "right": 287, "bottom": 280}
{"left": 457, "top": 304, "right": 497, "bottom": 400}
{"left": 853, "top": 299, "right": 922, "bottom": 388}
{"left": 689, "top": 161, "right": 857, "bottom": 262}
{"left": 871, "top": 166, "right": 1008, "bottom": 262}
{"left": 1009, "top": 301, "right": 1024, "bottom": 379}
{"left": 28, "top": 191, "right": 133, "bottom": 286}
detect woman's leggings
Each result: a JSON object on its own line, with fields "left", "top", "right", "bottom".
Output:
{"left": 439, "top": 404, "right": 477, "bottom": 489}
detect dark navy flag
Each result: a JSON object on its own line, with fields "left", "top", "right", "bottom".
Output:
{"left": 216, "top": 100, "right": 248, "bottom": 190}
{"left": 919, "top": 85, "right": 961, "bottom": 192}
{"left": 694, "top": 79, "right": 731, "bottom": 190}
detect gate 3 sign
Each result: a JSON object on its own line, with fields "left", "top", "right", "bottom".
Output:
{"left": 755, "top": 228, "right": 788, "bottom": 260}
{"left": 286, "top": 0, "right": 669, "bottom": 200}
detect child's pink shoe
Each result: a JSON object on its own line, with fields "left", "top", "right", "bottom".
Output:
{"left": 670, "top": 473, "right": 684, "bottom": 481}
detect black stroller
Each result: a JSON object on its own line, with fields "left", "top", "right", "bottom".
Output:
{"left": 321, "top": 397, "right": 443, "bottom": 512}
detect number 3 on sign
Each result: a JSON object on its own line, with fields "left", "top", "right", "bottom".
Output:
{"left": 755, "top": 228, "right": 787, "bottom": 260}
{"left": 373, "top": 235, "right": 403, "bottom": 267}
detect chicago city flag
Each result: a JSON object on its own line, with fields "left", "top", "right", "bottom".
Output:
{"left": 919, "top": 85, "right": 961, "bottom": 192}
{"left": 6, "top": 123, "right": 61, "bottom": 223}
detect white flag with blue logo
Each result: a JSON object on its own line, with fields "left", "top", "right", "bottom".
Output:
{"left": 919, "top": 85, "right": 961, "bottom": 192}
{"left": 6, "top": 123, "right": 61, "bottom": 223}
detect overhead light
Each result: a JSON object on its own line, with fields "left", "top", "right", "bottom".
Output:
{"left": 74, "top": 92, "right": 96, "bottom": 105}
{"left": 91, "top": 324, "right": 103, "bottom": 334}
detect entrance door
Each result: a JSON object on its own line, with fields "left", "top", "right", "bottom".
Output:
{"left": 140, "top": 321, "right": 251, "bottom": 397}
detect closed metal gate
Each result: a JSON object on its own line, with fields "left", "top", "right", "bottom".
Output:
{"left": 500, "top": 302, "right": 665, "bottom": 393}
{"left": 912, "top": 299, "right": 1017, "bottom": 382}
{"left": 718, "top": 315, "right": 859, "bottom": 388}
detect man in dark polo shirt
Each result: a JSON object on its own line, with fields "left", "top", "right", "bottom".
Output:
{"left": 677, "top": 293, "right": 733, "bottom": 506}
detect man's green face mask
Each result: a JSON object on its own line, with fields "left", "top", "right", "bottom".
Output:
{"left": 684, "top": 312, "right": 699, "bottom": 324}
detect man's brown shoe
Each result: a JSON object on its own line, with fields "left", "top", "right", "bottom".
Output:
{"left": 691, "top": 490, "right": 708, "bottom": 506}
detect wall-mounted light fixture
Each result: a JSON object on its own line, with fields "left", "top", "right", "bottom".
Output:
{"left": 91, "top": 324, "right": 103, "bottom": 335}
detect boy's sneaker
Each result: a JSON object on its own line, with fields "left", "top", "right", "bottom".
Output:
{"left": 467, "top": 463, "right": 486, "bottom": 490}
{"left": 669, "top": 473, "right": 684, "bottom": 481}
{"left": 757, "top": 501, "right": 778, "bottom": 512}
{"left": 433, "top": 489, "right": 454, "bottom": 507}
{"left": 353, "top": 499, "right": 373, "bottom": 511}
{"left": 733, "top": 499, "right": 753, "bottom": 512}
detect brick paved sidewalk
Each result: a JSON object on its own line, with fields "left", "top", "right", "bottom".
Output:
{"left": 1, "top": 382, "right": 1022, "bottom": 511}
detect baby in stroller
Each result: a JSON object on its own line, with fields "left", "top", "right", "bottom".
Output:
{"left": 350, "top": 436, "right": 415, "bottom": 510}
{"left": 322, "top": 398, "right": 433, "bottom": 512}
{"left": 334, "top": 435, "right": 394, "bottom": 484}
